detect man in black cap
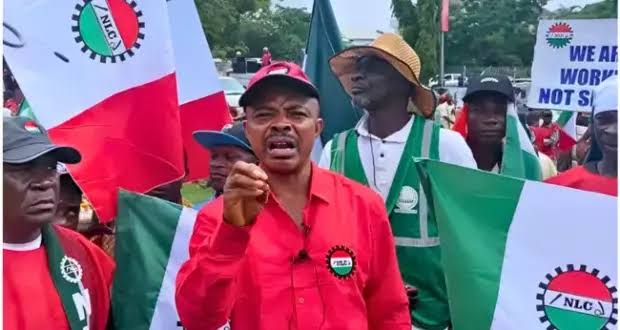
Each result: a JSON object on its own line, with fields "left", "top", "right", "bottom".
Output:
{"left": 453, "top": 74, "right": 542, "bottom": 179}
{"left": 3, "top": 117, "right": 114, "bottom": 330}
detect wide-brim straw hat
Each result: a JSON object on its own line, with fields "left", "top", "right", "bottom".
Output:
{"left": 329, "top": 33, "right": 436, "bottom": 117}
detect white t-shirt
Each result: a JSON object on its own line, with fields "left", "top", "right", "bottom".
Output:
{"left": 3, "top": 234, "right": 42, "bottom": 251}
{"left": 319, "top": 114, "right": 477, "bottom": 200}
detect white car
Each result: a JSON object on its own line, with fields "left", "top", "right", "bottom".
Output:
{"left": 428, "top": 73, "right": 468, "bottom": 88}
{"left": 219, "top": 76, "right": 246, "bottom": 119}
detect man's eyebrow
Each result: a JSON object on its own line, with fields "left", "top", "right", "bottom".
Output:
{"left": 250, "top": 103, "right": 278, "bottom": 111}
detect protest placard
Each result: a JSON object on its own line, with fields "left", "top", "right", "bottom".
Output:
{"left": 528, "top": 19, "right": 618, "bottom": 112}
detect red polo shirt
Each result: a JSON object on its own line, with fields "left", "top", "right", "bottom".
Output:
{"left": 531, "top": 124, "right": 561, "bottom": 160}
{"left": 176, "top": 164, "right": 411, "bottom": 330}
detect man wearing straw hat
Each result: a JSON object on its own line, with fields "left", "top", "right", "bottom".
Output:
{"left": 319, "top": 33, "right": 476, "bottom": 330}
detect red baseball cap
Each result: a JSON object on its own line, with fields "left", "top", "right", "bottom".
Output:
{"left": 239, "top": 62, "right": 319, "bottom": 107}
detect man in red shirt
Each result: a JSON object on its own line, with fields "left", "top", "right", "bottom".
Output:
{"left": 546, "top": 75, "right": 617, "bottom": 196}
{"left": 3, "top": 117, "right": 115, "bottom": 330}
{"left": 531, "top": 110, "right": 561, "bottom": 160}
{"left": 261, "top": 47, "right": 272, "bottom": 67}
{"left": 176, "top": 62, "right": 411, "bottom": 329}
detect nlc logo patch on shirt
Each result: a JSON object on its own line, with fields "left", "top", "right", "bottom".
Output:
{"left": 326, "top": 245, "right": 356, "bottom": 279}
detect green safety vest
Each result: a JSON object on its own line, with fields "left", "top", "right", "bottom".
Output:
{"left": 330, "top": 116, "right": 450, "bottom": 330}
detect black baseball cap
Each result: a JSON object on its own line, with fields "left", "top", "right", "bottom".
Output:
{"left": 193, "top": 122, "right": 254, "bottom": 154}
{"left": 463, "top": 74, "right": 515, "bottom": 102}
{"left": 3, "top": 116, "right": 81, "bottom": 164}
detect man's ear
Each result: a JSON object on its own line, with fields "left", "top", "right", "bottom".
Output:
{"left": 315, "top": 118, "right": 324, "bottom": 139}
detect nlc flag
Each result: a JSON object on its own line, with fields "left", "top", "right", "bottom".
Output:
{"left": 112, "top": 190, "right": 198, "bottom": 329}
{"left": 416, "top": 159, "right": 617, "bottom": 330}
{"left": 4, "top": 0, "right": 184, "bottom": 221}
{"left": 168, "top": 0, "right": 231, "bottom": 181}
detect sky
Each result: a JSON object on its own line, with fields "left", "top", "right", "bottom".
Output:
{"left": 277, "top": 0, "right": 605, "bottom": 39}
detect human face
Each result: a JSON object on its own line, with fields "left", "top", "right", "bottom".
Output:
{"left": 527, "top": 111, "right": 541, "bottom": 127}
{"left": 467, "top": 92, "right": 508, "bottom": 145}
{"left": 56, "top": 175, "right": 82, "bottom": 230}
{"left": 593, "top": 111, "right": 617, "bottom": 155}
{"left": 245, "top": 85, "right": 323, "bottom": 174}
{"left": 349, "top": 55, "right": 411, "bottom": 111}
{"left": 209, "top": 145, "right": 257, "bottom": 193}
{"left": 541, "top": 110, "right": 553, "bottom": 126}
{"left": 3, "top": 155, "right": 60, "bottom": 226}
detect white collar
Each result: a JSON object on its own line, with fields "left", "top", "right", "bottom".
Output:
{"left": 491, "top": 163, "right": 500, "bottom": 174}
{"left": 3, "top": 234, "right": 42, "bottom": 251}
{"left": 355, "top": 112, "right": 414, "bottom": 143}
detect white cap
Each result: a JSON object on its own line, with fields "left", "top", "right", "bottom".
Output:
{"left": 593, "top": 75, "right": 618, "bottom": 115}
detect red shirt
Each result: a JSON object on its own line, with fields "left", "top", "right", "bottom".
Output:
{"left": 176, "top": 165, "right": 411, "bottom": 330}
{"left": 3, "top": 226, "right": 115, "bottom": 330}
{"left": 531, "top": 124, "right": 561, "bottom": 160}
{"left": 261, "top": 52, "right": 272, "bottom": 67}
{"left": 4, "top": 99, "right": 18, "bottom": 114}
{"left": 545, "top": 165, "right": 617, "bottom": 196}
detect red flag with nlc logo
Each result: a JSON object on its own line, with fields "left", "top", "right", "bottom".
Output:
{"left": 168, "top": 0, "right": 232, "bottom": 182}
{"left": 4, "top": 0, "right": 184, "bottom": 222}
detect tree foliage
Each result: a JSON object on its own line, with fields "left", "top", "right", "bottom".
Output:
{"left": 445, "top": 0, "right": 548, "bottom": 68}
{"left": 391, "top": 0, "right": 419, "bottom": 47}
{"left": 391, "top": 0, "right": 439, "bottom": 81}
{"left": 414, "top": 0, "right": 439, "bottom": 82}
{"left": 239, "top": 6, "right": 310, "bottom": 61}
{"left": 394, "top": 0, "right": 617, "bottom": 74}
{"left": 546, "top": 0, "right": 617, "bottom": 19}
{"left": 195, "top": 0, "right": 310, "bottom": 60}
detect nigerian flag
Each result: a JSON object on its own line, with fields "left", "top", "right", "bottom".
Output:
{"left": 17, "top": 100, "right": 38, "bottom": 122}
{"left": 112, "top": 191, "right": 198, "bottom": 329}
{"left": 503, "top": 104, "right": 542, "bottom": 180}
{"left": 304, "top": 0, "right": 361, "bottom": 162}
{"left": 416, "top": 159, "right": 617, "bottom": 330}
{"left": 555, "top": 110, "right": 578, "bottom": 151}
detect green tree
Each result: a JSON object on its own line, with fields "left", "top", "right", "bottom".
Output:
{"left": 239, "top": 6, "right": 310, "bottom": 61}
{"left": 391, "top": 0, "right": 439, "bottom": 81}
{"left": 194, "top": 0, "right": 270, "bottom": 58}
{"left": 413, "top": 0, "right": 439, "bottom": 82}
{"left": 549, "top": 0, "right": 617, "bottom": 18}
{"left": 444, "top": 0, "right": 547, "bottom": 67}
{"left": 194, "top": 0, "right": 309, "bottom": 60}
{"left": 391, "top": 0, "right": 420, "bottom": 47}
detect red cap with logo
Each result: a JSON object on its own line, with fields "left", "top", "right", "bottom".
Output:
{"left": 239, "top": 61, "right": 319, "bottom": 107}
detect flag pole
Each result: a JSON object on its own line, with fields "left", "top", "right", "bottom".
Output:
{"left": 439, "top": 0, "right": 449, "bottom": 87}
{"left": 440, "top": 31, "right": 445, "bottom": 87}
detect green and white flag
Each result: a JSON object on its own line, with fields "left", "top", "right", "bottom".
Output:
{"left": 16, "top": 100, "right": 38, "bottom": 122}
{"left": 416, "top": 159, "right": 617, "bottom": 330}
{"left": 555, "top": 110, "right": 579, "bottom": 150}
{"left": 304, "top": 0, "right": 361, "bottom": 161}
{"left": 112, "top": 190, "right": 198, "bottom": 329}
{"left": 504, "top": 103, "right": 542, "bottom": 180}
